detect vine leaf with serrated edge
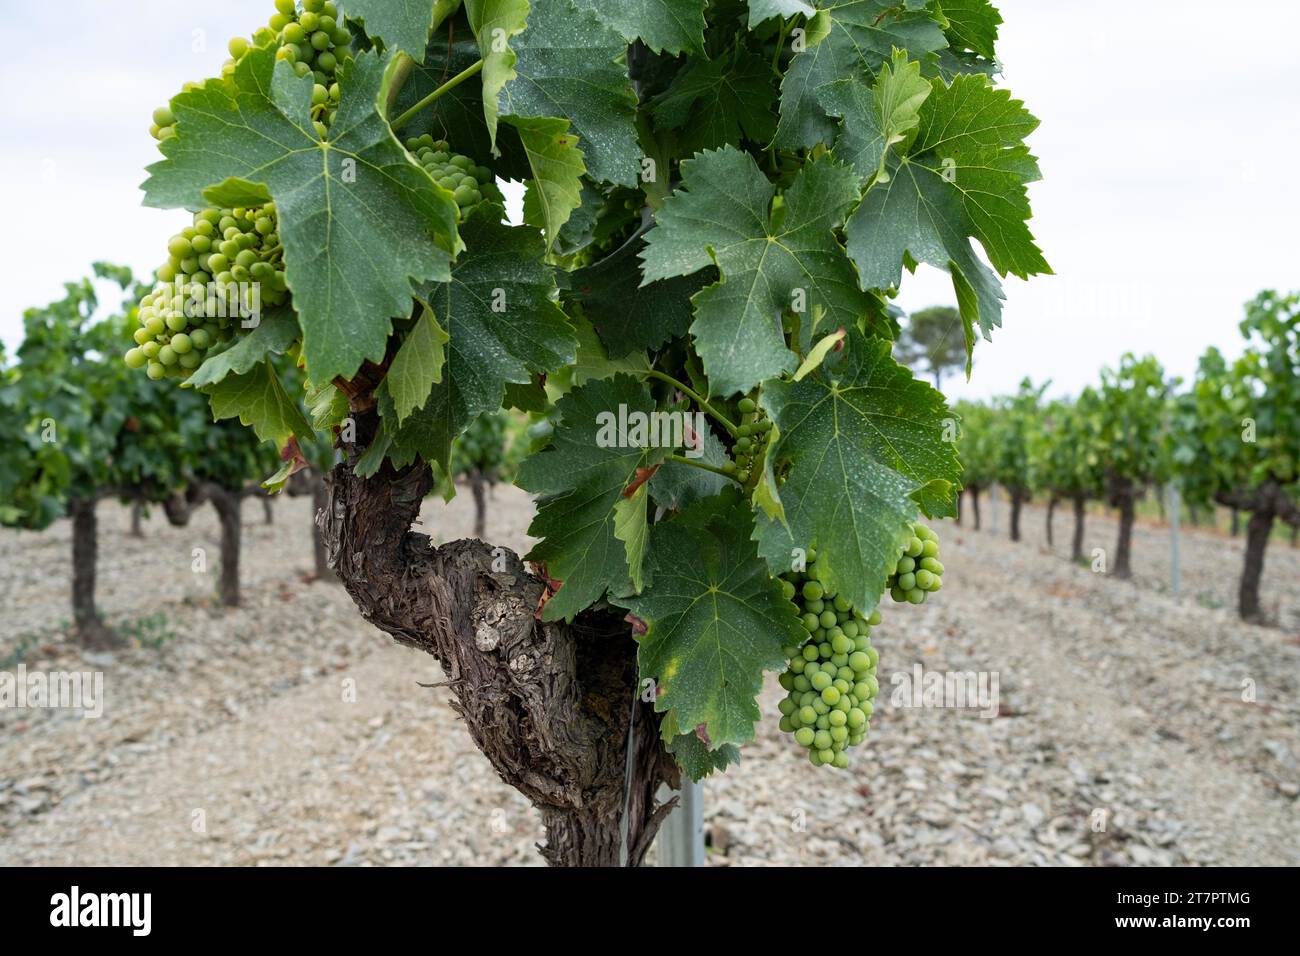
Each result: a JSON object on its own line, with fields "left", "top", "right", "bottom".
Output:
{"left": 844, "top": 71, "right": 1049, "bottom": 365}
{"left": 640, "top": 147, "right": 872, "bottom": 397}
{"left": 614, "top": 488, "right": 806, "bottom": 748}
{"left": 202, "top": 359, "right": 315, "bottom": 448}
{"left": 753, "top": 329, "right": 960, "bottom": 615}
{"left": 516, "top": 374, "right": 668, "bottom": 622}
{"left": 379, "top": 216, "right": 576, "bottom": 470}
{"left": 141, "top": 46, "right": 461, "bottom": 386}
{"left": 572, "top": 0, "right": 708, "bottom": 55}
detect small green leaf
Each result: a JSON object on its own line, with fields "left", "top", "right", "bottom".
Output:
{"left": 513, "top": 115, "right": 587, "bottom": 249}
{"left": 384, "top": 305, "right": 449, "bottom": 422}
{"left": 186, "top": 308, "right": 300, "bottom": 389}
{"left": 794, "top": 327, "right": 846, "bottom": 381}
{"left": 203, "top": 360, "right": 314, "bottom": 448}
{"left": 573, "top": 0, "right": 708, "bottom": 54}
{"left": 613, "top": 481, "right": 652, "bottom": 593}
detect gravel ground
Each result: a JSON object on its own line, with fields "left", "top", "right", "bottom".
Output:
{"left": 1, "top": 491, "right": 1296, "bottom": 866}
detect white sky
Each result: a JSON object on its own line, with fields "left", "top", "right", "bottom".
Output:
{"left": 1, "top": 1, "right": 1297, "bottom": 400}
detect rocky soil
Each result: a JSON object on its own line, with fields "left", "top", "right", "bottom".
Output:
{"left": 1, "top": 491, "right": 1296, "bottom": 866}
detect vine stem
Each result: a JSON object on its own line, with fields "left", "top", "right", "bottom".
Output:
{"left": 669, "top": 455, "right": 738, "bottom": 482}
{"left": 390, "top": 58, "right": 484, "bottom": 132}
{"left": 645, "top": 370, "right": 740, "bottom": 437}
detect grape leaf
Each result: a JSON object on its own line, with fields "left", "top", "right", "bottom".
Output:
{"left": 141, "top": 46, "right": 461, "bottom": 385}
{"left": 515, "top": 115, "right": 587, "bottom": 249}
{"left": 614, "top": 481, "right": 652, "bottom": 593}
{"left": 384, "top": 305, "right": 449, "bottom": 422}
{"left": 640, "top": 147, "right": 872, "bottom": 397}
{"left": 202, "top": 360, "right": 315, "bottom": 447}
{"left": 940, "top": 0, "right": 1002, "bottom": 59}
{"left": 647, "top": 422, "right": 730, "bottom": 512}
{"left": 614, "top": 489, "right": 805, "bottom": 747}
{"left": 465, "top": 0, "right": 531, "bottom": 148}
{"left": 381, "top": 217, "right": 576, "bottom": 468}
{"left": 844, "top": 72, "right": 1048, "bottom": 353}
{"left": 747, "top": 0, "right": 817, "bottom": 25}
{"left": 346, "top": 0, "right": 462, "bottom": 60}
{"left": 753, "top": 330, "right": 959, "bottom": 614}
{"left": 186, "top": 308, "right": 300, "bottom": 389}
{"left": 568, "top": 232, "right": 711, "bottom": 358}
{"left": 661, "top": 710, "right": 741, "bottom": 781}
{"left": 573, "top": 0, "right": 708, "bottom": 55}
{"left": 517, "top": 375, "right": 667, "bottom": 622}
{"left": 820, "top": 49, "right": 930, "bottom": 182}
{"left": 499, "top": 0, "right": 641, "bottom": 186}
{"left": 650, "top": 46, "right": 777, "bottom": 154}
{"left": 775, "top": 0, "right": 947, "bottom": 151}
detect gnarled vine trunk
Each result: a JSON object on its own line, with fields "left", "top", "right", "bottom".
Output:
{"left": 310, "top": 475, "right": 334, "bottom": 582}
{"left": 205, "top": 484, "right": 242, "bottom": 607}
{"left": 1230, "top": 507, "right": 1240, "bottom": 537}
{"left": 968, "top": 485, "right": 982, "bottom": 531}
{"left": 1223, "top": 482, "right": 1300, "bottom": 622}
{"left": 320, "top": 438, "right": 679, "bottom": 866}
{"left": 68, "top": 495, "right": 116, "bottom": 648}
{"left": 1071, "top": 494, "right": 1087, "bottom": 563}
{"left": 130, "top": 499, "right": 145, "bottom": 538}
{"left": 1045, "top": 496, "right": 1057, "bottom": 547}
{"left": 1009, "top": 489, "right": 1024, "bottom": 542}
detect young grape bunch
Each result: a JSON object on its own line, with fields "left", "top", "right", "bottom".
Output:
{"left": 405, "top": 135, "right": 502, "bottom": 219}
{"left": 124, "top": 204, "right": 289, "bottom": 381}
{"left": 775, "top": 549, "right": 882, "bottom": 769}
{"left": 724, "top": 395, "right": 774, "bottom": 491}
{"left": 151, "top": 0, "right": 352, "bottom": 143}
{"left": 887, "top": 522, "right": 944, "bottom": 604}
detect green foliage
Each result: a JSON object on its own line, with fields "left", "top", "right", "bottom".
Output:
{"left": 1079, "top": 354, "right": 1174, "bottom": 496}
{"left": 131, "top": 0, "right": 1049, "bottom": 772}
{"left": 987, "top": 379, "right": 1045, "bottom": 493}
{"left": 1031, "top": 398, "right": 1104, "bottom": 500}
{"left": 1174, "top": 291, "right": 1300, "bottom": 505}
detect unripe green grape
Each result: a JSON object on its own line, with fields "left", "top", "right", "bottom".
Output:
{"left": 158, "top": 345, "right": 178, "bottom": 366}
{"left": 890, "top": 586, "right": 905, "bottom": 602}
{"left": 801, "top": 643, "right": 818, "bottom": 661}
{"left": 798, "top": 706, "right": 816, "bottom": 726}
{"left": 848, "top": 651, "right": 871, "bottom": 673}
{"left": 897, "top": 555, "right": 915, "bottom": 574}
{"left": 813, "top": 730, "right": 832, "bottom": 751}
{"left": 313, "top": 120, "right": 328, "bottom": 138}
{"left": 799, "top": 691, "right": 816, "bottom": 708}
{"left": 812, "top": 698, "right": 829, "bottom": 715}
{"left": 848, "top": 708, "right": 866, "bottom": 729}
{"left": 178, "top": 350, "right": 201, "bottom": 370}
{"left": 817, "top": 641, "right": 831, "bottom": 657}
{"left": 828, "top": 709, "right": 847, "bottom": 727}
{"left": 922, "top": 539, "right": 939, "bottom": 558}
{"left": 778, "top": 716, "right": 794, "bottom": 733}
{"left": 170, "top": 332, "right": 192, "bottom": 354}
{"left": 124, "top": 348, "right": 146, "bottom": 368}
{"left": 803, "top": 660, "right": 820, "bottom": 676}
{"left": 841, "top": 620, "right": 858, "bottom": 638}
{"left": 907, "top": 588, "right": 926, "bottom": 604}
{"left": 166, "top": 313, "right": 188, "bottom": 332}
{"left": 317, "top": 51, "right": 338, "bottom": 72}
{"left": 915, "top": 569, "right": 935, "bottom": 590}
{"left": 853, "top": 681, "right": 872, "bottom": 700}
{"left": 789, "top": 658, "right": 805, "bottom": 675}
{"left": 818, "top": 610, "right": 837, "bottom": 629}
{"left": 833, "top": 593, "right": 851, "bottom": 613}
{"left": 294, "top": 61, "right": 312, "bottom": 78}
{"left": 794, "top": 727, "right": 816, "bottom": 748}
{"left": 190, "top": 328, "right": 211, "bottom": 350}
{"left": 132, "top": 327, "right": 150, "bottom": 345}
{"left": 815, "top": 715, "right": 829, "bottom": 730}
{"left": 906, "top": 536, "right": 924, "bottom": 557}
{"left": 818, "top": 748, "right": 835, "bottom": 764}
{"left": 146, "top": 361, "right": 166, "bottom": 380}
{"left": 833, "top": 751, "right": 850, "bottom": 769}
{"left": 920, "top": 557, "right": 943, "bottom": 574}
{"left": 802, "top": 580, "right": 823, "bottom": 601}
{"left": 859, "top": 699, "right": 874, "bottom": 718}
{"left": 897, "top": 571, "right": 916, "bottom": 591}
{"left": 141, "top": 341, "right": 161, "bottom": 359}
{"left": 777, "top": 697, "right": 796, "bottom": 717}
{"left": 805, "top": 598, "right": 824, "bottom": 614}
{"left": 810, "top": 670, "right": 831, "bottom": 692}
{"left": 821, "top": 686, "right": 840, "bottom": 706}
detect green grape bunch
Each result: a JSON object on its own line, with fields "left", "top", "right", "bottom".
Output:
{"left": 886, "top": 522, "right": 944, "bottom": 604}
{"left": 723, "top": 396, "right": 773, "bottom": 491}
{"left": 775, "top": 548, "right": 882, "bottom": 769}
{"left": 404, "top": 136, "right": 502, "bottom": 218}
{"left": 151, "top": 0, "right": 351, "bottom": 144}
{"left": 124, "top": 204, "right": 289, "bottom": 381}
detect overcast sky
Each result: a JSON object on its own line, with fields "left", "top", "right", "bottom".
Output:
{"left": 1, "top": 1, "right": 1296, "bottom": 401}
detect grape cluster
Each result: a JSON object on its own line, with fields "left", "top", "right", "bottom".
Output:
{"left": 124, "top": 205, "right": 289, "bottom": 381}
{"left": 722, "top": 396, "right": 773, "bottom": 490}
{"left": 886, "top": 522, "right": 944, "bottom": 604}
{"left": 151, "top": 0, "right": 351, "bottom": 143}
{"left": 405, "top": 136, "right": 502, "bottom": 218}
{"left": 776, "top": 550, "right": 882, "bottom": 769}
